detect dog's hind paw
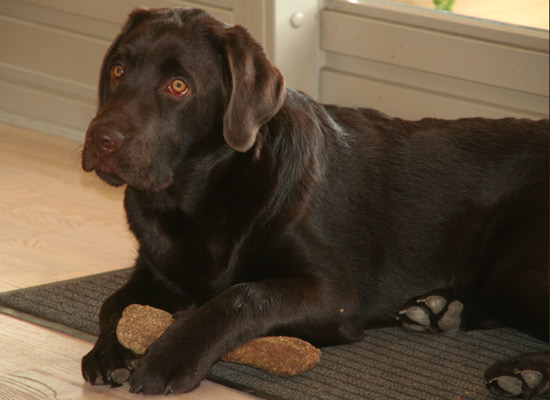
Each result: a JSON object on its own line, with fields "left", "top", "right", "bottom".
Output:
{"left": 485, "top": 351, "right": 549, "bottom": 399}
{"left": 396, "top": 290, "right": 463, "bottom": 333}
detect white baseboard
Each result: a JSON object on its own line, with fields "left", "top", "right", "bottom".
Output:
{"left": 0, "top": 110, "right": 84, "bottom": 142}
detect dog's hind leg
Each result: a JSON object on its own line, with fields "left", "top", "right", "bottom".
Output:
{"left": 479, "top": 202, "right": 549, "bottom": 399}
{"left": 479, "top": 261, "right": 549, "bottom": 399}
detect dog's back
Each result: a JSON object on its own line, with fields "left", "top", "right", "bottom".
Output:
{"left": 291, "top": 102, "right": 550, "bottom": 333}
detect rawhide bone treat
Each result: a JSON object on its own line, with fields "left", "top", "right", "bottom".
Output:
{"left": 116, "top": 304, "right": 321, "bottom": 377}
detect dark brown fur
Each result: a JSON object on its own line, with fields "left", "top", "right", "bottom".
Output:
{"left": 81, "top": 8, "right": 549, "bottom": 396}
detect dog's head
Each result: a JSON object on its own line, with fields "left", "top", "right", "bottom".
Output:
{"left": 82, "top": 8, "right": 285, "bottom": 191}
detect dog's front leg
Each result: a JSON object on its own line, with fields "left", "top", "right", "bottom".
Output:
{"left": 82, "top": 263, "right": 193, "bottom": 387}
{"left": 129, "top": 277, "right": 363, "bottom": 395}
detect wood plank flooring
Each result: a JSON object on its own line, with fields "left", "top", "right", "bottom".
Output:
{"left": 0, "top": 123, "right": 257, "bottom": 400}
{"left": 0, "top": 122, "right": 136, "bottom": 291}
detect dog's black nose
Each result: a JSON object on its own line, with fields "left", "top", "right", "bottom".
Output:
{"left": 82, "top": 124, "right": 125, "bottom": 172}
{"left": 94, "top": 125, "right": 125, "bottom": 154}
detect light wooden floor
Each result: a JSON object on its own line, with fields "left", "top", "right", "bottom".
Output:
{"left": 0, "top": 122, "right": 257, "bottom": 400}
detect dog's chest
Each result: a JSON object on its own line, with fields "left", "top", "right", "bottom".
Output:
{"left": 139, "top": 207, "right": 240, "bottom": 285}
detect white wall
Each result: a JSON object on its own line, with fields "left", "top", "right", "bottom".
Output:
{"left": 321, "top": 0, "right": 549, "bottom": 120}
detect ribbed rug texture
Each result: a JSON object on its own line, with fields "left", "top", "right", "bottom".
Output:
{"left": 0, "top": 269, "right": 547, "bottom": 400}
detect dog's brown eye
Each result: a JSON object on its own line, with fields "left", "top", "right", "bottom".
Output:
{"left": 168, "top": 79, "right": 188, "bottom": 96}
{"left": 112, "top": 64, "right": 124, "bottom": 80}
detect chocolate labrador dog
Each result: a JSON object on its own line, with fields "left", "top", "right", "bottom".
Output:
{"left": 81, "top": 7, "right": 549, "bottom": 398}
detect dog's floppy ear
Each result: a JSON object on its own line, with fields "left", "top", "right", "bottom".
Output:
{"left": 222, "top": 25, "right": 286, "bottom": 152}
{"left": 98, "top": 8, "right": 153, "bottom": 106}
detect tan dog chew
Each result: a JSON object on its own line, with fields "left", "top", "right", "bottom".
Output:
{"left": 116, "top": 304, "right": 321, "bottom": 377}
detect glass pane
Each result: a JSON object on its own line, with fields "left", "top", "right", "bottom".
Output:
{"left": 378, "top": 0, "right": 548, "bottom": 30}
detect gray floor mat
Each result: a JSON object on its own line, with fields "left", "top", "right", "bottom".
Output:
{"left": 1, "top": 269, "right": 547, "bottom": 400}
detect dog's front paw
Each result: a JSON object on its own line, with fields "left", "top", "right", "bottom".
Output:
{"left": 485, "top": 351, "right": 549, "bottom": 399}
{"left": 128, "top": 321, "right": 212, "bottom": 395}
{"left": 82, "top": 331, "right": 140, "bottom": 387}
{"left": 396, "top": 289, "right": 463, "bottom": 333}
{"left": 129, "top": 352, "right": 206, "bottom": 395}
